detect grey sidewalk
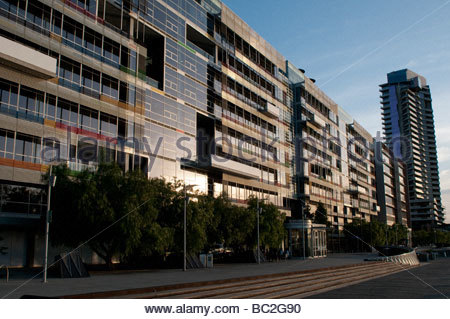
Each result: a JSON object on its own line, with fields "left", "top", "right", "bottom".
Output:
{"left": 0, "top": 253, "right": 375, "bottom": 298}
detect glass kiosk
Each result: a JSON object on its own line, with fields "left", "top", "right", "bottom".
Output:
{"left": 285, "top": 219, "right": 327, "bottom": 258}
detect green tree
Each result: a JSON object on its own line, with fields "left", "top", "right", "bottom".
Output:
{"left": 247, "top": 196, "right": 286, "bottom": 249}
{"left": 230, "top": 205, "right": 256, "bottom": 249}
{"left": 313, "top": 202, "right": 330, "bottom": 227}
{"left": 412, "top": 230, "right": 433, "bottom": 246}
{"left": 370, "top": 220, "right": 388, "bottom": 247}
{"left": 0, "top": 235, "right": 7, "bottom": 255}
{"left": 186, "top": 194, "right": 215, "bottom": 253}
{"left": 388, "top": 224, "right": 408, "bottom": 246}
{"left": 50, "top": 163, "right": 162, "bottom": 268}
{"left": 208, "top": 194, "right": 230, "bottom": 246}
{"left": 303, "top": 204, "right": 314, "bottom": 220}
{"left": 153, "top": 180, "right": 215, "bottom": 254}
{"left": 212, "top": 193, "right": 255, "bottom": 251}
{"left": 344, "top": 219, "right": 389, "bottom": 251}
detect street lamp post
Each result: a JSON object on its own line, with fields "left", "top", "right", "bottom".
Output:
{"left": 183, "top": 184, "right": 187, "bottom": 272}
{"left": 183, "top": 184, "right": 197, "bottom": 272}
{"left": 301, "top": 202, "right": 306, "bottom": 260}
{"left": 43, "top": 165, "right": 56, "bottom": 283}
{"left": 255, "top": 197, "right": 269, "bottom": 264}
{"left": 256, "top": 200, "right": 261, "bottom": 264}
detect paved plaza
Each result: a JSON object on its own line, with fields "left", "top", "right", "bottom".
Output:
{"left": 1, "top": 254, "right": 448, "bottom": 299}
{"left": 309, "top": 258, "right": 450, "bottom": 298}
{"left": 1, "top": 253, "right": 373, "bottom": 298}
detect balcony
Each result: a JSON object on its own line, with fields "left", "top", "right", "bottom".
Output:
{"left": 346, "top": 186, "right": 359, "bottom": 195}
{"left": 262, "top": 102, "right": 280, "bottom": 119}
{"left": 0, "top": 35, "right": 57, "bottom": 79}
{"left": 211, "top": 156, "right": 260, "bottom": 179}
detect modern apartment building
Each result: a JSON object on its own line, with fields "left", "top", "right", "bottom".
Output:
{"left": 0, "top": 0, "right": 415, "bottom": 267}
{"left": 380, "top": 69, "right": 444, "bottom": 229}
{"left": 374, "top": 141, "right": 410, "bottom": 227}
{"left": 345, "top": 121, "right": 378, "bottom": 224}
{"left": 0, "top": 0, "right": 296, "bottom": 266}
{"left": 289, "top": 67, "right": 378, "bottom": 231}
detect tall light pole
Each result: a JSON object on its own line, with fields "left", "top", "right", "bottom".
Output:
{"left": 256, "top": 197, "right": 268, "bottom": 264}
{"left": 183, "top": 184, "right": 187, "bottom": 272}
{"left": 256, "top": 199, "right": 261, "bottom": 264}
{"left": 183, "top": 184, "right": 197, "bottom": 272}
{"left": 301, "top": 202, "right": 306, "bottom": 260}
{"left": 43, "top": 165, "right": 56, "bottom": 283}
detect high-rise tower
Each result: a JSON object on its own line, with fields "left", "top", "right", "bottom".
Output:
{"left": 380, "top": 69, "right": 444, "bottom": 229}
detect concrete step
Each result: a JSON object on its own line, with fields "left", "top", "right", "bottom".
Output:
{"left": 204, "top": 264, "right": 408, "bottom": 299}
{"left": 247, "top": 265, "right": 417, "bottom": 299}
{"left": 172, "top": 263, "right": 402, "bottom": 299}
{"left": 282, "top": 265, "right": 417, "bottom": 299}
{"left": 62, "top": 261, "right": 416, "bottom": 299}
{"left": 121, "top": 262, "right": 388, "bottom": 299}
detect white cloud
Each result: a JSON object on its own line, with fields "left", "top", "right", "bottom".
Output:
{"left": 405, "top": 59, "right": 418, "bottom": 68}
{"left": 438, "top": 146, "right": 450, "bottom": 164}
{"left": 442, "top": 190, "right": 450, "bottom": 223}
{"left": 440, "top": 170, "right": 450, "bottom": 192}
{"left": 436, "top": 126, "right": 450, "bottom": 147}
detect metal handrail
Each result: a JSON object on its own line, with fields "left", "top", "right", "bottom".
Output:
{"left": 0, "top": 265, "right": 9, "bottom": 283}
{"left": 367, "top": 249, "right": 420, "bottom": 266}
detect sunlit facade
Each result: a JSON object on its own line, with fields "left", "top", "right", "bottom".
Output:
{"left": 0, "top": 0, "right": 296, "bottom": 266}
{"left": 289, "top": 70, "right": 378, "bottom": 232}
{"left": 380, "top": 69, "right": 443, "bottom": 229}
{"left": 0, "top": 0, "right": 416, "bottom": 266}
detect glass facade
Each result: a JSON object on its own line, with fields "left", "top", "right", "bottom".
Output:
{"left": 0, "top": 0, "right": 415, "bottom": 265}
{"left": 0, "top": 0, "right": 295, "bottom": 223}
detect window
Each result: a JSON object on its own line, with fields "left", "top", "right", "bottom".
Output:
{"left": 0, "top": 0, "right": 26, "bottom": 17}
{"left": 104, "top": 0, "right": 123, "bottom": 30}
{"left": 83, "top": 27, "right": 102, "bottom": 56}
{"left": 51, "top": 10, "right": 62, "bottom": 35}
{"left": 77, "top": 140, "right": 97, "bottom": 164}
{"left": 45, "top": 94, "right": 56, "bottom": 121}
{"left": 42, "top": 138, "right": 68, "bottom": 162}
{"left": 26, "top": 0, "right": 51, "bottom": 30}
{"left": 62, "top": 16, "right": 83, "bottom": 45}
{"left": 59, "top": 57, "right": 81, "bottom": 85}
{"left": 18, "top": 86, "right": 45, "bottom": 117}
{"left": 68, "top": 0, "right": 96, "bottom": 15}
{"left": 119, "top": 82, "right": 136, "bottom": 105}
{"left": 120, "top": 46, "right": 137, "bottom": 72}
{"left": 100, "top": 113, "right": 117, "bottom": 137}
{"left": 0, "top": 79, "right": 18, "bottom": 111}
{"left": 14, "top": 133, "right": 41, "bottom": 163}
{"left": 0, "top": 129, "right": 15, "bottom": 159}
{"left": 118, "top": 118, "right": 134, "bottom": 139}
{"left": 102, "top": 74, "right": 119, "bottom": 99}
{"left": 79, "top": 105, "right": 98, "bottom": 133}
{"left": 56, "top": 98, "right": 78, "bottom": 126}
{"left": 103, "top": 37, "right": 120, "bottom": 64}
{"left": 82, "top": 66, "right": 101, "bottom": 93}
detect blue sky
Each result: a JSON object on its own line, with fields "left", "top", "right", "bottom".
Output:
{"left": 223, "top": 0, "right": 450, "bottom": 222}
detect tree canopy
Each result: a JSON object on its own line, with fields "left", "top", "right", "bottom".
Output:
{"left": 343, "top": 218, "right": 409, "bottom": 251}
{"left": 48, "top": 163, "right": 287, "bottom": 267}
{"left": 0, "top": 235, "right": 7, "bottom": 256}
{"left": 313, "top": 202, "right": 331, "bottom": 226}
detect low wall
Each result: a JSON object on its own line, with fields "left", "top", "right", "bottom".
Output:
{"left": 366, "top": 249, "right": 420, "bottom": 266}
